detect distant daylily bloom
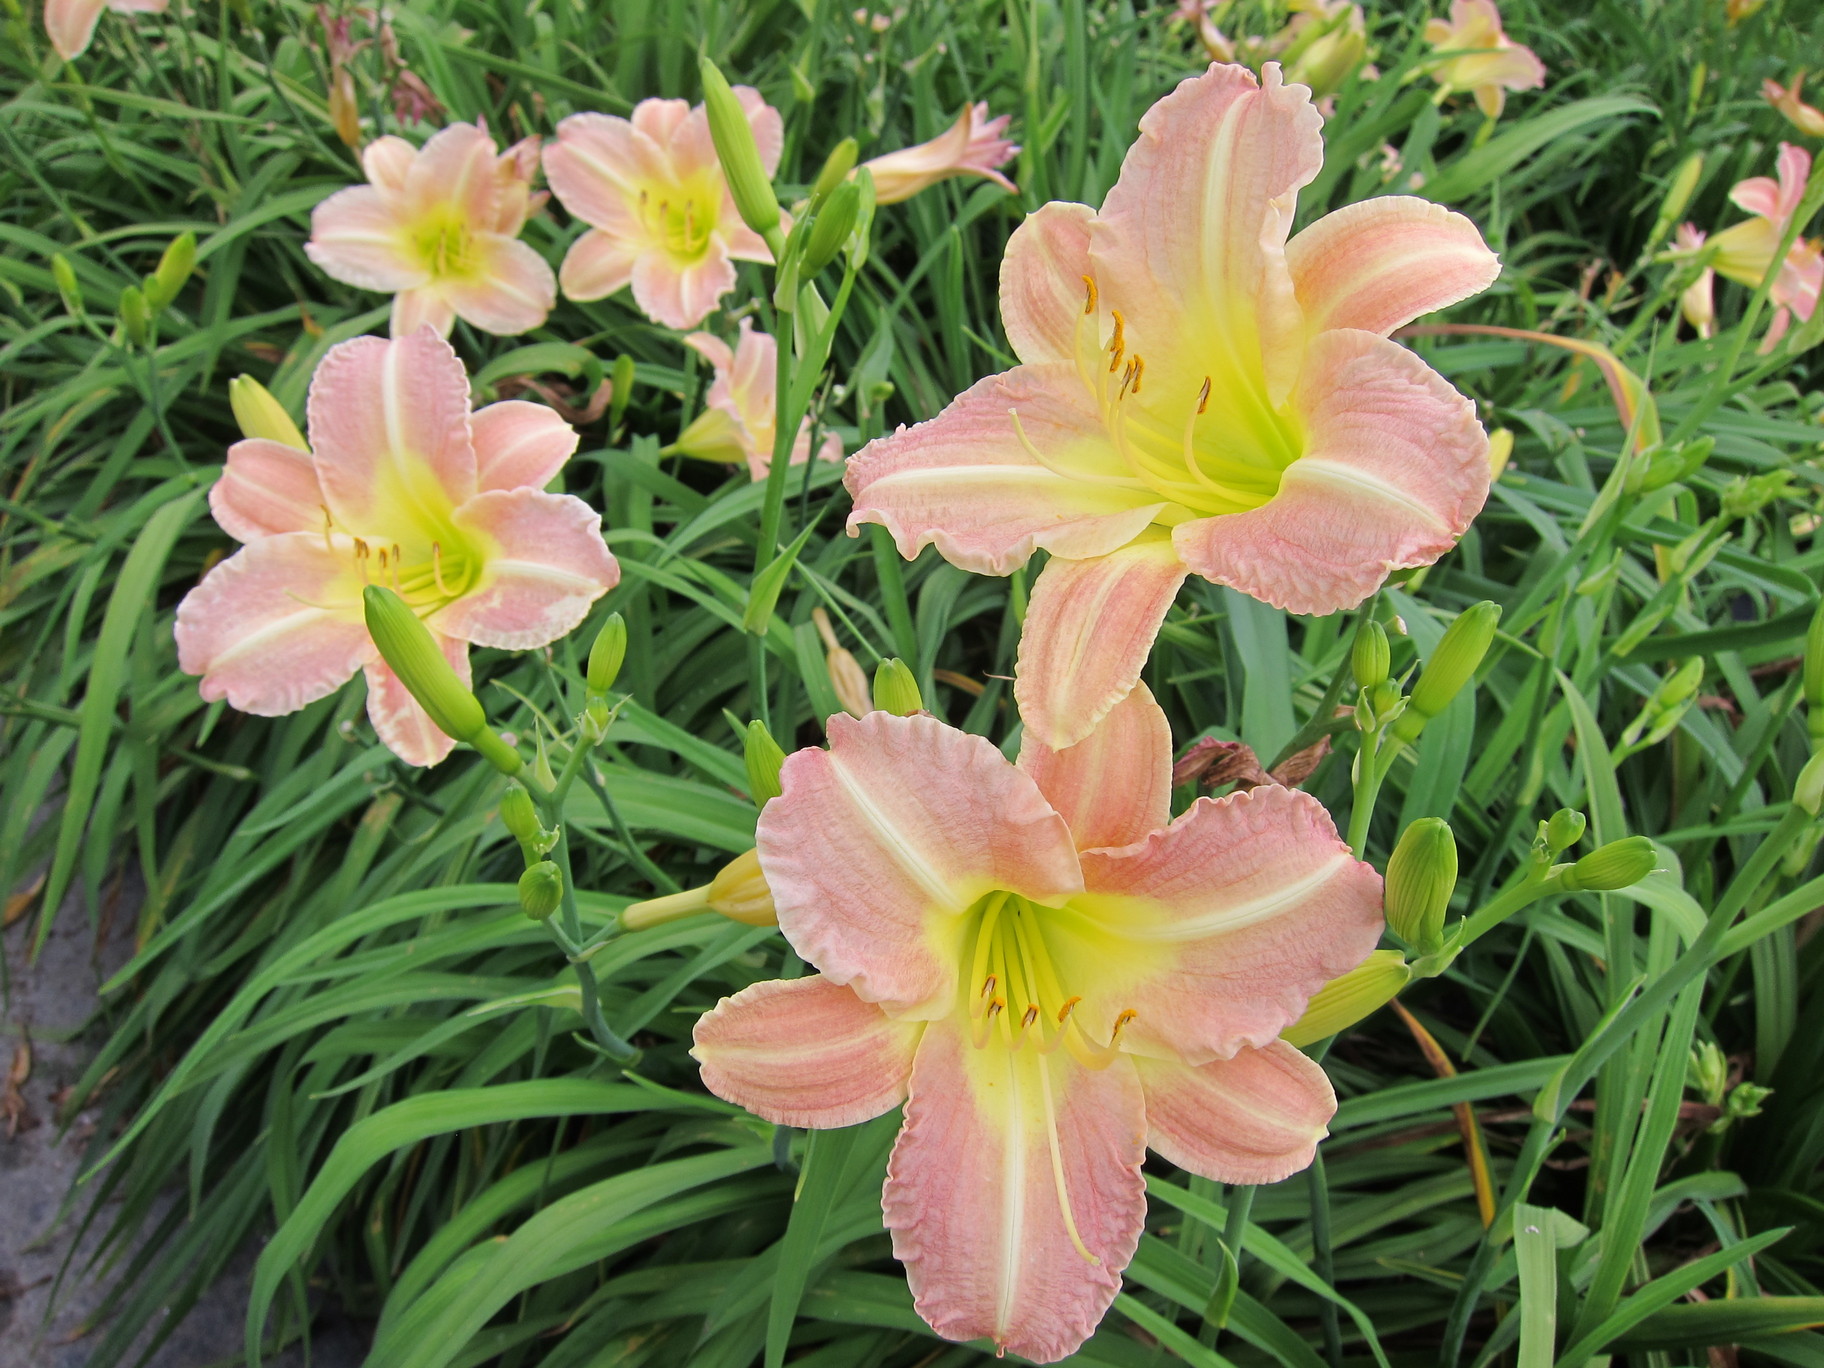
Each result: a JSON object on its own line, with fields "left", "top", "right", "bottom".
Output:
{"left": 307, "top": 123, "right": 557, "bottom": 338}
{"left": 1725, "top": 0, "right": 1764, "bottom": 23}
{"left": 846, "top": 63, "right": 1499, "bottom": 749}
{"left": 175, "top": 331, "right": 618, "bottom": 767}
{"left": 693, "top": 687, "right": 1382, "bottom": 1363}
{"left": 676, "top": 318, "right": 842, "bottom": 480}
{"left": 862, "top": 103, "right": 1019, "bottom": 205}
{"left": 542, "top": 92, "right": 784, "bottom": 330}
{"left": 1765, "top": 74, "right": 1824, "bottom": 139}
{"left": 1674, "top": 224, "right": 1715, "bottom": 339}
{"left": 1704, "top": 143, "right": 1822, "bottom": 350}
{"left": 45, "top": 0, "right": 166, "bottom": 61}
{"left": 1279, "top": 0, "right": 1377, "bottom": 102}
{"left": 1423, "top": 0, "right": 1545, "bottom": 119}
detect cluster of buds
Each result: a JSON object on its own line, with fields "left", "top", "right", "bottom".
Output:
{"left": 1616, "top": 659, "right": 1704, "bottom": 758}
{"left": 65, "top": 231, "right": 196, "bottom": 346}
{"left": 1350, "top": 601, "right": 1501, "bottom": 744}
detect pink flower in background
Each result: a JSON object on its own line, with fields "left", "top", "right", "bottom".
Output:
{"left": 307, "top": 123, "right": 557, "bottom": 338}
{"left": 678, "top": 319, "right": 843, "bottom": 480}
{"left": 176, "top": 331, "right": 618, "bottom": 767}
{"left": 846, "top": 63, "right": 1498, "bottom": 749}
{"left": 1706, "top": 142, "right": 1822, "bottom": 350}
{"left": 542, "top": 92, "right": 783, "bottom": 330}
{"left": 1674, "top": 224, "right": 1715, "bottom": 339}
{"left": 862, "top": 103, "right": 1019, "bottom": 204}
{"left": 44, "top": 0, "right": 166, "bottom": 61}
{"left": 693, "top": 686, "right": 1382, "bottom": 1363}
{"left": 1423, "top": 0, "right": 1546, "bottom": 119}
{"left": 1764, "top": 74, "right": 1824, "bottom": 139}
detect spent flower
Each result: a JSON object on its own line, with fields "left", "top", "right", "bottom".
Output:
{"left": 861, "top": 103, "right": 1019, "bottom": 204}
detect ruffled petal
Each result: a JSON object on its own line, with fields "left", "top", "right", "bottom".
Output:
{"left": 306, "top": 185, "right": 426, "bottom": 293}
{"left": 173, "top": 533, "right": 370, "bottom": 716}
{"left": 630, "top": 243, "right": 736, "bottom": 330}
{"left": 844, "top": 363, "right": 1165, "bottom": 577}
{"left": 402, "top": 122, "right": 499, "bottom": 227}
{"left": 1135, "top": 1041, "right": 1334, "bottom": 1183}
{"left": 210, "top": 439, "right": 328, "bottom": 542}
{"left": 543, "top": 114, "right": 660, "bottom": 229}
{"left": 390, "top": 287, "right": 456, "bottom": 339}
{"left": 361, "top": 135, "right": 417, "bottom": 196}
{"left": 442, "top": 236, "right": 557, "bottom": 336}
{"left": 45, "top": 0, "right": 107, "bottom": 60}
{"left": 470, "top": 400, "right": 578, "bottom": 492}
{"left": 1000, "top": 201, "right": 1097, "bottom": 366}
{"left": 306, "top": 330, "right": 480, "bottom": 530}
{"left": 1174, "top": 328, "right": 1488, "bottom": 616}
{"left": 1017, "top": 681, "right": 1172, "bottom": 852}
{"left": 757, "top": 712, "right": 1083, "bottom": 1015}
{"left": 363, "top": 630, "right": 466, "bottom": 766}
{"left": 692, "top": 975, "right": 923, "bottom": 1128}
{"left": 1057, "top": 785, "right": 1383, "bottom": 1064}
{"left": 1013, "top": 534, "right": 1188, "bottom": 751}
{"left": 558, "top": 230, "right": 642, "bottom": 302}
{"left": 1285, "top": 197, "right": 1500, "bottom": 337}
{"left": 883, "top": 1018, "right": 1146, "bottom": 1364}
{"left": 438, "top": 489, "right": 618, "bottom": 650}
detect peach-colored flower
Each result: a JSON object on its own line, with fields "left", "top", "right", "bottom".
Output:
{"left": 542, "top": 93, "right": 783, "bottom": 331}
{"left": 1674, "top": 224, "right": 1715, "bottom": 339}
{"left": 1765, "top": 74, "right": 1824, "bottom": 139}
{"left": 175, "top": 331, "right": 618, "bottom": 767}
{"left": 45, "top": 0, "right": 166, "bottom": 61}
{"left": 845, "top": 64, "right": 1498, "bottom": 749}
{"left": 1706, "top": 143, "right": 1822, "bottom": 351}
{"left": 678, "top": 319, "right": 842, "bottom": 480}
{"left": 307, "top": 123, "right": 556, "bottom": 339}
{"left": 862, "top": 103, "right": 1019, "bottom": 205}
{"left": 1423, "top": 0, "right": 1545, "bottom": 119}
{"left": 692, "top": 687, "right": 1382, "bottom": 1364}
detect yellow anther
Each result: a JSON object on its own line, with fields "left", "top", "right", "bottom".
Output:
{"left": 1106, "top": 310, "right": 1126, "bottom": 371}
{"left": 1111, "top": 1008, "right": 1138, "bottom": 1040}
{"left": 1057, "top": 996, "right": 1082, "bottom": 1023}
{"left": 1197, "top": 376, "right": 1212, "bottom": 415}
{"left": 1021, "top": 1004, "right": 1040, "bottom": 1030}
{"left": 981, "top": 974, "right": 998, "bottom": 999}
{"left": 1130, "top": 354, "right": 1145, "bottom": 395}
{"left": 1081, "top": 275, "right": 1098, "bottom": 316}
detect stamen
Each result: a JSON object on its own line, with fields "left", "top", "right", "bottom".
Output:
{"left": 1007, "top": 409, "right": 1152, "bottom": 491}
{"left": 353, "top": 538, "right": 369, "bottom": 585}
{"left": 1036, "top": 1054, "right": 1101, "bottom": 1266}
{"left": 389, "top": 545, "right": 402, "bottom": 594}
{"left": 1056, "top": 996, "right": 1081, "bottom": 1024}
{"left": 320, "top": 504, "right": 335, "bottom": 551}
{"left": 432, "top": 541, "right": 452, "bottom": 597}
{"left": 1110, "top": 1009, "right": 1138, "bottom": 1042}
{"left": 1106, "top": 309, "right": 1126, "bottom": 373}
{"left": 1081, "top": 275, "right": 1098, "bottom": 316}
{"left": 1117, "top": 357, "right": 1140, "bottom": 402}
{"left": 1129, "top": 354, "right": 1145, "bottom": 395}
{"left": 1197, "top": 376, "right": 1212, "bottom": 414}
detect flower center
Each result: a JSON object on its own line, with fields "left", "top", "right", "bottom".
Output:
{"left": 324, "top": 508, "right": 482, "bottom": 618}
{"left": 637, "top": 182, "right": 716, "bottom": 262}
{"left": 412, "top": 210, "right": 483, "bottom": 281}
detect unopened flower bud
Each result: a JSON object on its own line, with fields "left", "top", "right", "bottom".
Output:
{"left": 363, "top": 586, "right": 520, "bottom": 772}
{"left": 670, "top": 406, "right": 747, "bottom": 465}
{"left": 1544, "top": 808, "right": 1587, "bottom": 854}
{"left": 1649, "top": 153, "right": 1704, "bottom": 251}
{"left": 518, "top": 861, "right": 563, "bottom": 920}
{"left": 1687, "top": 1039, "right": 1727, "bottom": 1105}
{"left": 229, "top": 375, "right": 308, "bottom": 450}
{"left": 1392, "top": 602, "right": 1500, "bottom": 742}
{"left": 811, "top": 136, "right": 860, "bottom": 204}
{"left": 51, "top": 254, "right": 82, "bottom": 315}
{"left": 608, "top": 353, "right": 635, "bottom": 432}
{"left": 1806, "top": 599, "right": 1824, "bottom": 746}
{"left": 872, "top": 657, "right": 923, "bottom": 716}
{"left": 802, "top": 180, "right": 860, "bottom": 276}
{"left": 1385, "top": 818, "right": 1457, "bottom": 954}
{"left": 706, "top": 847, "right": 776, "bottom": 926}
{"left": 1642, "top": 437, "right": 1712, "bottom": 492}
{"left": 586, "top": 613, "right": 627, "bottom": 695}
{"left": 1796, "top": 750, "right": 1824, "bottom": 818}
{"left": 330, "top": 67, "right": 362, "bottom": 149}
{"left": 699, "top": 58, "right": 780, "bottom": 242}
{"left": 1352, "top": 620, "right": 1390, "bottom": 692}
{"left": 144, "top": 231, "right": 196, "bottom": 312}
{"left": 1486, "top": 426, "right": 1514, "bottom": 478}
{"left": 500, "top": 786, "right": 544, "bottom": 861}
{"left": 744, "top": 719, "right": 786, "bottom": 806}
{"left": 1559, "top": 836, "right": 1657, "bottom": 892}
{"left": 1282, "top": 950, "right": 1411, "bottom": 1047}
{"left": 812, "top": 606, "right": 871, "bottom": 717}
{"left": 118, "top": 285, "right": 150, "bottom": 345}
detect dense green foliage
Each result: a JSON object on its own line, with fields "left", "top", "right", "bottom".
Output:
{"left": 4, "top": 0, "right": 1824, "bottom": 1364}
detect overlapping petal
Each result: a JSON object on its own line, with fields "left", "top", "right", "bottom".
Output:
{"left": 999, "top": 201, "right": 1096, "bottom": 366}
{"left": 1286, "top": 197, "right": 1501, "bottom": 337}
{"left": 440, "top": 489, "right": 619, "bottom": 650}
{"left": 210, "top": 439, "right": 327, "bottom": 542}
{"left": 307, "top": 186, "right": 429, "bottom": 293}
{"left": 631, "top": 246, "right": 737, "bottom": 332}
{"left": 1134, "top": 1041, "right": 1335, "bottom": 1183}
{"left": 437, "top": 236, "right": 558, "bottom": 336}
{"left": 1017, "top": 682, "right": 1172, "bottom": 852}
{"left": 470, "top": 400, "right": 578, "bottom": 492}
{"left": 364, "top": 631, "right": 468, "bottom": 767}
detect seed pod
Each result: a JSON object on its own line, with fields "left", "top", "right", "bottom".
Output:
{"left": 1282, "top": 950, "right": 1411, "bottom": 1047}
{"left": 699, "top": 58, "right": 780, "bottom": 241}
{"left": 1384, "top": 818, "right": 1456, "bottom": 955}
{"left": 872, "top": 657, "right": 923, "bottom": 717}
{"left": 228, "top": 375, "right": 308, "bottom": 450}
{"left": 586, "top": 613, "right": 627, "bottom": 695}
{"left": 518, "top": 861, "right": 563, "bottom": 920}
{"left": 744, "top": 719, "right": 786, "bottom": 806}
{"left": 1559, "top": 836, "right": 1657, "bottom": 892}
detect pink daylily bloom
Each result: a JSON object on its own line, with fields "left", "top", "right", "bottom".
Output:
{"left": 1707, "top": 143, "right": 1823, "bottom": 351}
{"left": 693, "top": 687, "right": 1382, "bottom": 1363}
{"left": 1674, "top": 224, "right": 1715, "bottom": 339}
{"left": 307, "top": 123, "right": 557, "bottom": 339}
{"left": 542, "top": 92, "right": 784, "bottom": 330}
{"left": 1764, "top": 74, "right": 1824, "bottom": 139}
{"left": 175, "top": 330, "right": 619, "bottom": 767}
{"left": 1423, "top": 0, "right": 1546, "bottom": 120}
{"left": 45, "top": 0, "right": 165, "bottom": 61}
{"left": 845, "top": 63, "right": 1499, "bottom": 748}
{"left": 680, "top": 319, "right": 843, "bottom": 480}
{"left": 862, "top": 103, "right": 1019, "bottom": 205}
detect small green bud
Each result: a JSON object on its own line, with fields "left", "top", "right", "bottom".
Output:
{"left": 1544, "top": 808, "right": 1587, "bottom": 854}
{"left": 1392, "top": 602, "right": 1501, "bottom": 742}
{"left": 608, "top": 353, "right": 635, "bottom": 432}
{"left": 1648, "top": 153, "right": 1704, "bottom": 251}
{"left": 1282, "top": 950, "right": 1411, "bottom": 1047}
{"left": 1641, "top": 436, "right": 1712, "bottom": 492}
{"left": 1559, "top": 836, "right": 1657, "bottom": 892}
{"left": 1805, "top": 599, "right": 1824, "bottom": 745}
{"left": 1795, "top": 750, "right": 1824, "bottom": 818}
{"left": 1352, "top": 620, "right": 1390, "bottom": 691}
{"left": 802, "top": 180, "right": 860, "bottom": 276}
{"left": 872, "top": 657, "right": 924, "bottom": 717}
{"left": 744, "top": 719, "right": 787, "bottom": 806}
{"left": 518, "top": 861, "right": 563, "bottom": 920}
{"left": 811, "top": 137, "right": 859, "bottom": 204}
{"left": 500, "top": 786, "right": 543, "bottom": 861}
{"left": 144, "top": 231, "right": 196, "bottom": 312}
{"left": 1384, "top": 818, "right": 1457, "bottom": 955}
{"left": 586, "top": 613, "right": 627, "bottom": 695}
{"left": 1687, "top": 1040, "right": 1727, "bottom": 1105}
{"left": 229, "top": 375, "right": 308, "bottom": 450}
{"left": 118, "top": 284, "right": 150, "bottom": 345}
{"left": 699, "top": 58, "right": 780, "bottom": 242}
{"left": 51, "top": 254, "right": 82, "bottom": 315}
{"left": 1723, "top": 1081, "right": 1772, "bottom": 1125}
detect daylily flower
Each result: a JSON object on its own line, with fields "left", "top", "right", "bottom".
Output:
{"left": 1673, "top": 224, "right": 1715, "bottom": 339}
{"left": 307, "top": 123, "right": 557, "bottom": 338}
{"left": 1422, "top": 0, "right": 1546, "bottom": 120}
{"left": 1278, "top": 0, "right": 1377, "bottom": 102}
{"left": 1704, "top": 143, "right": 1822, "bottom": 350}
{"left": 542, "top": 92, "right": 784, "bottom": 330}
{"left": 845, "top": 63, "right": 1499, "bottom": 749}
{"left": 45, "top": 0, "right": 166, "bottom": 62}
{"left": 861, "top": 103, "right": 1019, "bottom": 205}
{"left": 175, "top": 330, "right": 619, "bottom": 767}
{"left": 693, "top": 686, "right": 1382, "bottom": 1363}
{"left": 676, "top": 318, "right": 843, "bottom": 479}
{"left": 1765, "top": 74, "right": 1824, "bottom": 139}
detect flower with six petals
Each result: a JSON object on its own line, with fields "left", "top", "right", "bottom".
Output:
{"left": 845, "top": 63, "right": 1499, "bottom": 750}
{"left": 44, "top": 0, "right": 166, "bottom": 61}
{"left": 543, "top": 92, "right": 784, "bottom": 330}
{"left": 861, "top": 103, "right": 1020, "bottom": 205}
{"left": 1422, "top": 0, "right": 1546, "bottom": 120}
{"left": 307, "top": 123, "right": 557, "bottom": 338}
{"left": 676, "top": 319, "right": 843, "bottom": 480}
{"left": 1704, "top": 142, "right": 1822, "bottom": 350}
{"left": 692, "top": 685, "right": 1382, "bottom": 1363}
{"left": 175, "top": 330, "right": 619, "bottom": 767}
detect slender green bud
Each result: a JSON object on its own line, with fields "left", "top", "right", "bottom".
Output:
{"left": 608, "top": 353, "right": 635, "bottom": 432}
{"left": 1559, "top": 836, "right": 1657, "bottom": 892}
{"left": 872, "top": 657, "right": 923, "bottom": 717}
{"left": 229, "top": 375, "right": 309, "bottom": 450}
{"left": 1687, "top": 1040, "right": 1727, "bottom": 1105}
{"left": 363, "top": 586, "right": 521, "bottom": 774}
{"left": 1796, "top": 750, "right": 1824, "bottom": 818}
{"left": 145, "top": 231, "right": 196, "bottom": 312}
{"left": 118, "top": 285, "right": 150, "bottom": 345}
{"left": 802, "top": 180, "right": 860, "bottom": 276}
{"left": 1391, "top": 602, "right": 1501, "bottom": 742}
{"left": 586, "top": 613, "right": 627, "bottom": 695}
{"left": 1806, "top": 599, "right": 1824, "bottom": 746}
{"left": 1648, "top": 153, "right": 1704, "bottom": 252}
{"left": 500, "top": 786, "right": 543, "bottom": 861}
{"left": 699, "top": 58, "right": 780, "bottom": 241}
{"left": 744, "top": 719, "right": 786, "bottom": 806}
{"left": 1384, "top": 818, "right": 1456, "bottom": 955}
{"left": 811, "top": 137, "right": 859, "bottom": 204}
{"left": 1282, "top": 950, "right": 1411, "bottom": 1047}
{"left": 1544, "top": 808, "right": 1587, "bottom": 854}
{"left": 1352, "top": 620, "right": 1390, "bottom": 691}
{"left": 51, "top": 254, "right": 82, "bottom": 315}
{"left": 518, "top": 861, "right": 563, "bottom": 920}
